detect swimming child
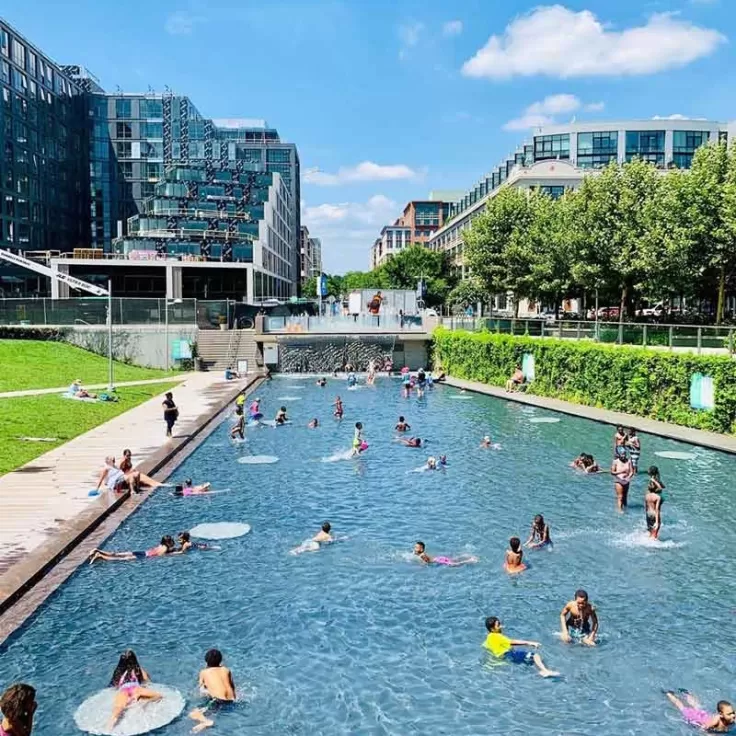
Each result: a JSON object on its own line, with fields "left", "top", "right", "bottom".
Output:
{"left": 395, "top": 416, "right": 411, "bottom": 432}
{"left": 412, "top": 541, "right": 477, "bottom": 567}
{"left": 504, "top": 537, "right": 527, "bottom": 574}
{"left": 480, "top": 436, "right": 492, "bottom": 448}
{"left": 525, "top": 515, "right": 552, "bottom": 548}
{"left": 316, "top": 378, "right": 326, "bottom": 387}
{"left": 230, "top": 407, "right": 245, "bottom": 440}
{"left": 177, "top": 532, "right": 216, "bottom": 552}
{"left": 483, "top": 617, "right": 560, "bottom": 678}
{"left": 235, "top": 390, "right": 246, "bottom": 409}
{"left": 613, "top": 424, "right": 627, "bottom": 451}
{"left": 0, "top": 683, "right": 37, "bottom": 736}
{"left": 189, "top": 649, "right": 236, "bottom": 733}
{"left": 396, "top": 437, "right": 422, "bottom": 448}
{"left": 645, "top": 465, "right": 665, "bottom": 539}
{"left": 333, "top": 396, "right": 344, "bottom": 419}
{"left": 438, "top": 454, "right": 448, "bottom": 467}
{"left": 611, "top": 446, "right": 634, "bottom": 511}
{"left": 173, "top": 479, "right": 212, "bottom": 497}
{"left": 665, "top": 691, "right": 735, "bottom": 732}
{"left": 626, "top": 427, "right": 641, "bottom": 473}
{"left": 426, "top": 457, "right": 438, "bottom": 471}
{"left": 560, "top": 589, "right": 598, "bottom": 646}
{"left": 571, "top": 453, "right": 601, "bottom": 473}
{"left": 313, "top": 521, "right": 334, "bottom": 544}
{"left": 347, "top": 372, "right": 357, "bottom": 387}
{"left": 89, "top": 536, "right": 176, "bottom": 564}
{"left": 351, "top": 422, "right": 367, "bottom": 456}
{"left": 275, "top": 406, "right": 288, "bottom": 425}
{"left": 108, "top": 650, "right": 161, "bottom": 730}
{"left": 308, "top": 418, "right": 319, "bottom": 429}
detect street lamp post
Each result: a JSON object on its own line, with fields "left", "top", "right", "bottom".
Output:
{"left": 164, "top": 297, "right": 183, "bottom": 371}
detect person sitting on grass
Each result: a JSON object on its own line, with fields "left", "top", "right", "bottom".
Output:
{"left": 483, "top": 617, "right": 559, "bottom": 678}
{"left": 0, "top": 682, "right": 37, "bottom": 736}
{"left": 95, "top": 456, "right": 142, "bottom": 495}
{"left": 505, "top": 364, "right": 525, "bottom": 393}
{"left": 68, "top": 378, "right": 97, "bottom": 399}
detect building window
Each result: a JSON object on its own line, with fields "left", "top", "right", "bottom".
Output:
{"left": 266, "top": 148, "right": 290, "bottom": 163}
{"left": 119, "top": 161, "right": 133, "bottom": 177}
{"left": 577, "top": 131, "right": 618, "bottom": 169}
{"left": 116, "top": 122, "right": 132, "bottom": 139}
{"left": 538, "top": 185, "right": 565, "bottom": 199}
{"left": 672, "top": 130, "right": 710, "bottom": 169}
{"left": 27, "top": 51, "right": 36, "bottom": 77}
{"left": 115, "top": 98, "right": 132, "bottom": 119}
{"left": 139, "top": 99, "right": 162, "bottom": 118}
{"left": 236, "top": 147, "right": 262, "bottom": 162}
{"left": 145, "top": 162, "right": 161, "bottom": 180}
{"left": 141, "top": 182, "right": 155, "bottom": 198}
{"left": 534, "top": 134, "right": 570, "bottom": 161}
{"left": 116, "top": 142, "right": 132, "bottom": 158}
{"left": 625, "top": 130, "right": 665, "bottom": 167}
{"left": 1, "top": 61, "right": 8, "bottom": 84}
{"left": 11, "top": 39, "right": 25, "bottom": 68}
{"left": 145, "top": 121, "right": 164, "bottom": 139}
{"left": 140, "top": 141, "right": 163, "bottom": 159}
{"left": 0, "top": 30, "right": 8, "bottom": 57}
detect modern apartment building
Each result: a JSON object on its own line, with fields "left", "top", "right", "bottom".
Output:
{"left": 299, "top": 225, "right": 322, "bottom": 284}
{"left": 0, "top": 20, "right": 90, "bottom": 295}
{"left": 370, "top": 196, "right": 453, "bottom": 270}
{"left": 430, "top": 119, "right": 735, "bottom": 274}
{"left": 0, "top": 17, "right": 303, "bottom": 300}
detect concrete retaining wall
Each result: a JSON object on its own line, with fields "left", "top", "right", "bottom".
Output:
{"left": 63, "top": 325, "right": 198, "bottom": 370}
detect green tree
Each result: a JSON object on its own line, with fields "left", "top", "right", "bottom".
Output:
{"left": 685, "top": 142, "right": 736, "bottom": 322}
{"left": 464, "top": 187, "right": 536, "bottom": 314}
{"left": 379, "top": 244, "right": 453, "bottom": 306}
{"left": 447, "top": 277, "right": 488, "bottom": 311}
{"left": 302, "top": 276, "right": 317, "bottom": 298}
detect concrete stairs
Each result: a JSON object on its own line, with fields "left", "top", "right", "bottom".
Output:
{"left": 197, "top": 329, "right": 260, "bottom": 372}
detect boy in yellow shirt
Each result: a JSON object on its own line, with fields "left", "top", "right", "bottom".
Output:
{"left": 483, "top": 617, "right": 560, "bottom": 678}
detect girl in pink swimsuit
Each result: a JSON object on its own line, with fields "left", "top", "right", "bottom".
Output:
{"left": 412, "top": 541, "right": 477, "bottom": 567}
{"left": 108, "top": 650, "right": 162, "bottom": 730}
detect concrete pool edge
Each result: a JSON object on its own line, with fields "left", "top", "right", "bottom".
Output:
{"left": 0, "top": 373, "right": 264, "bottom": 645}
{"left": 443, "top": 376, "right": 736, "bottom": 454}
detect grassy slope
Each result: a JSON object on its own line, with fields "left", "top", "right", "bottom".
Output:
{"left": 0, "top": 340, "right": 178, "bottom": 392}
{"left": 0, "top": 382, "right": 181, "bottom": 475}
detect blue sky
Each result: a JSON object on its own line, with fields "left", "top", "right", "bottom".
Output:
{"left": 6, "top": 0, "right": 734, "bottom": 272}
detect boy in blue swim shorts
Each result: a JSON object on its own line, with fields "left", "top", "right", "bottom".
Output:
{"left": 483, "top": 617, "right": 559, "bottom": 678}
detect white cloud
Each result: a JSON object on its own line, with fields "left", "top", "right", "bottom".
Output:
{"left": 652, "top": 113, "right": 707, "bottom": 120}
{"left": 303, "top": 161, "right": 421, "bottom": 186}
{"left": 462, "top": 6, "right": 725, "bottom": 80}
{"left": 503, "top": 94, "right": 604, "bottom": 131}
{"left": 398, "top": 21, "right": 424, "bottom": 60}
{"left": 164, "top": 10, "right": 205, "bottom": 35}
{"left": 443, "top": 20, "right": 463, "bottom": 37}
{"left": 302, "top": 195, "right": 398, "bottom": 272}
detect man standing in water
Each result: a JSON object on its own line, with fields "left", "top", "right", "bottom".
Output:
{"left": 645, "top": 466, "right": 664, "bottom": 539}
{"left": 611, "top": 446, "right": 634, "bottom": 512}
{"left": 560, "top": 589, "right": 598, "bottom": 646}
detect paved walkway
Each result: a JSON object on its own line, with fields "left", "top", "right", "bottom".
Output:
{"left": 443, "top": 376, "right": 736, "bottom": 454}
{"left": 0, "top": 372, "right": 248, "bottom": 586}
{"left": 0, "top": 374, "right": 192, "bottom": 399}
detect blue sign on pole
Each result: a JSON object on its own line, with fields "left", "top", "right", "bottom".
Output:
{"left": 319, "top": 274, "right": 328, "bottom": 297}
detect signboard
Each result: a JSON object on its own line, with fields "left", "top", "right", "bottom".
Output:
{"left": 318, "top": 274, "right": 328, "bottom": 297}
{"left": 171, "top": 340, "right": 192, "bottom": 360}
{"left": 264, "top": 344, "right": 279, "bottom": 365}
{"left": 236, "top": 359, "right": 248, "bottom": 375}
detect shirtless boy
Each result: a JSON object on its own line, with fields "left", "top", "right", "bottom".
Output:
{"left": 560, "top": 589, "right": 598, "bottom": 646}
{"left": 189, "top": 649, "right": 236, "bottom": 732}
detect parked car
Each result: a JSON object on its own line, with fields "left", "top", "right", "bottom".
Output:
{"left": 591, "top": 306, "right": 621, "bottom": 320}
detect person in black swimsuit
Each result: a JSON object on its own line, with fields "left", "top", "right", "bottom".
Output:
{"left": 162, "top": 392, "right": 178, "bottom": 438}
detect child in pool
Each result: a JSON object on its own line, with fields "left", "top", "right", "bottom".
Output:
{"left": 525, "top": 515, "right": 552, "bottom": 548}
{"left": 395, "top": 416, "right": 411, "bottom": 432}
{"left": 645, "top": 466, "right": 665, "bottom": 539}
{"left": 665, "top": 691, "right": 735, "bottom": 732}
{"left": 560, "top": 589, "right": 598, "bottom": 646}
{"left": 0, "top": 683, "right": 37, "bottom": 736}
{"left": 230, "top": 407, "right": 245, "bottom": 440}
{"left": 438, "top": 455, "right": 448, "bottom": 467}
{"left": 504, "top": 537, "right": 527, "bottom": 574}
{"left": 174, "top": 479, "right": 212, "bottom": 496}
{"left": 189, "top": 649, "right": 236, "bottom": 733}
{"left": 483, "top": 617, "right": 559, "bottom": 678}
{"left": 89, "top": 536, "right": 176, "bottom": 563}
{"left": 480, "top": 435, "right": 492, "bottom": 448}
{"left": 177, "top": 532, "right": 217, "bottom": 553}
{"left": 308, "top": 418, "right": 319, "bottom": 429}
{"left": 333, "top": 396, "right": 344, "bottom": 419}
{"left": 313, "top": 521, "right": 333, "bottom": 544}
{"left": 412, "top": 541, "right": 477, "bottom": 566}
{"left": 108, "top": 650, "right": 161, "bottom": 730}
{"left": 351, "top": 422, "right": 366, "bottom": 456}
{"left": 275, "top": 406, "right": 288, "bottom": 425}
{"left": 396, "top": 436, "right": 422, "bottom": 448}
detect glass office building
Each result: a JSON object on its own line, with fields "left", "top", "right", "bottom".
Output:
{"left": 0, "top": 20, "right": 89, "bottom": 295}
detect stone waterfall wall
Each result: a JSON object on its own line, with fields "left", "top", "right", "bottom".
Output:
{"left": 278, "top": 336, "right": 396, "bottom": 373}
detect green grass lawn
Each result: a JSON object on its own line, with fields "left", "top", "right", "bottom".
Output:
{"left": 0, "top": 382, "right": 181, "bottom": 475}
{"left": 0, "top": 340, "right": 180, "bottom": 392}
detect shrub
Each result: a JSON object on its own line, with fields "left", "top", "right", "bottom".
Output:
{"left": 432, "top": 327, "right": 736, "bottom": 434}
{"left": 0, "top": 326, "right": 65, "bottom": 341}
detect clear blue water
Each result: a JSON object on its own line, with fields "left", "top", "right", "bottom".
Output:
{"left": 2, "top": 376, "right": 736, "bottom": 735}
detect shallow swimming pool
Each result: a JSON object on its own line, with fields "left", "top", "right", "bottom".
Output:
{"left": 2, "top": 376, "right": 736, "bottom": 735}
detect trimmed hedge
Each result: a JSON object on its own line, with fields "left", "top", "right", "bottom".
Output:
{"left": 432, "top": 327, "right": 736, "bottom": 435}
{"left": 0, "top": 326, "right": 65, "bottom": 341}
